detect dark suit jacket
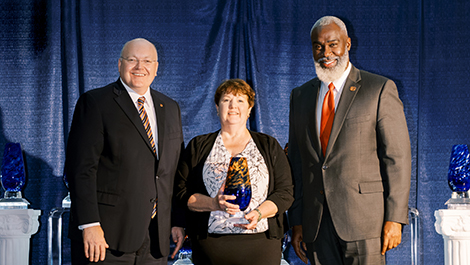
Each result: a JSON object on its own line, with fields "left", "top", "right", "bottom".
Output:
{"left": 66, "top": 79, "right": 183, "bottom": 255}
{"left": 288, "top": 65, "right": 411, "bottom": 242}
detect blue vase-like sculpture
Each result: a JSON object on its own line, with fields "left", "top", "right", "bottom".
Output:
{"left": 174, "top": 239, "right": 193, "bottom": 265}
{"left": 448, "top": 144, "right": 470, "bottom": 192}
{"left": 224, "top": 157, "right": 252, "bottom": 224}
{"left": 446, "top": 144, "right": 470, "bottom": 208}
{"left": 62, "top": 172, "right": 71, "bottom": 208}
{"left": 0, "top": 142, "right": 29, "bottom": 208}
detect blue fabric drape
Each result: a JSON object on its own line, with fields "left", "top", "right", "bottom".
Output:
{"left": 0, "top": 0, "right": 469, "bottom": 264}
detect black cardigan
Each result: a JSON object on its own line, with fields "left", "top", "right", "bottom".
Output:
{"left": 174, "top": 130, "right": 294, "bottom": 239}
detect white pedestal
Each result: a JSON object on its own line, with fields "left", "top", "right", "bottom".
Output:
{"left": 0, "top": 209, "right": 41, "bottom": 265}
{"left": 435, "top": 209, "right": 470, "bottom": 265}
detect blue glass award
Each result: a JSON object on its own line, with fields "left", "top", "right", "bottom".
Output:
{"left": 0, "top": 142, "right": 29, "bottom": 209}
{"left": 224, "top": 156, "right": 252, "bottom": 224}
{"left": 280, "top": 232, "right": 290, "bottom": 264}
{"left": 173, "top": 237, "right": 193, "bottom": 265}
{"left": 62, "top": 172, "right": 71, "bottom": 208}
{"left": 445, "top": 144, "right": 470, "bottom": 209}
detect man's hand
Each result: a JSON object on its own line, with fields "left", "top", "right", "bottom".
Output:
{"left": 381, "top": 221, "right": 402, "bottom": 255}
{"left": 82, "top": 226, "right": 109, "bottom": 262}
{"left": 170, "top": 227, "right": 185, "bottom": 259}
{"left": 292, "top": 225, "right": 309, "bottom": 264}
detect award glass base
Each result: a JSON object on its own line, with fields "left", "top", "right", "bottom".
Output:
{"left": 225, "top": 211, "right": 249, "bottom": 225}
{"left": 445, "top": 191, "right": 470, "bottom": 209}
{"left": 0, "top": 191, "right": 30, "bottom": 209}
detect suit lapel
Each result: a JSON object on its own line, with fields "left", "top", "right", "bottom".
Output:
{"left": 325, "top": 65, "right": 361, "bottom": 158}
{"left": 307, "top": 79, "right": 322, "bottom": 159}
{"left": 113, "top": 81, "right": 156, "bottom": 154}
{"left": 151, "top": 90, "right": 165, "bottom": 158}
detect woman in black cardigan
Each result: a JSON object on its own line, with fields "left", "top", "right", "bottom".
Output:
{"left": 174, "top": 79, "right": 294, "bottom": 265}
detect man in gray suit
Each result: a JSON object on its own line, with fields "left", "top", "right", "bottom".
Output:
{"left": 288, "top": 16, "right": 411, "bottom": 264}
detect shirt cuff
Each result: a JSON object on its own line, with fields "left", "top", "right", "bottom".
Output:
{"left": 78, "top": 222, "right": 101, "bottom": 230}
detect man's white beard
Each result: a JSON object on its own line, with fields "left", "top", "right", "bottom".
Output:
{"left": 314, "top": 50, "right": 349, "bottom": 83}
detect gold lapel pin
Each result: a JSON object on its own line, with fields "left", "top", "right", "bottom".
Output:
{"left": 160, "top": 104, "right": 163, "bottom": 107}
{"left": 350, "top": 86, "right": 357, "bottom": 92}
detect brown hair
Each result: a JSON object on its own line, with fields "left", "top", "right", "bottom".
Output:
{"left": 214, "top": 79, "right": 255, "bottom": 107}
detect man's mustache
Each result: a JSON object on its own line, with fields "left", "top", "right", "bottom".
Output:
{"left": 317, "top": 56, "right": 339, "bottom": 64}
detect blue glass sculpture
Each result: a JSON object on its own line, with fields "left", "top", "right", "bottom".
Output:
{"left": 448, "top": 144, "right": 470, "bottom": 192}
{"left": 173, "top": 248, "right": 193, "bottom": 264}
{"left": 62, "top": 172, "right": 71, "bottom": 208}
{"left": 224, "top": 156, "right": 252, "bottom": 224}
{"left": 446, "top": 144, "right": 470, "bottom": 208}
{"left": 0, "top": 142, "right": 29, "bottom": 208}
{"left": 280, "top": 232, "right": 291, "bottom": 264}
{"left": 173, "top": 235, "right": 193, "bottom": 264}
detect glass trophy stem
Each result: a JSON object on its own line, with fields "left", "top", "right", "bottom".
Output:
{"left": 452, "top": 191, "right": 470, "bottom": 198}
{"left": 4, "top": 190, "right": 22, "bottom": 198}
{"left": 445, "top": 191, "right": 470, "bottom": 209}
{"left": 62, "top": 192, "right": 71, "bottom": 208}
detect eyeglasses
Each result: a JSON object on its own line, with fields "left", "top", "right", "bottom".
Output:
{"left": 120, "top": 57, "right": 157, "bottom": 66}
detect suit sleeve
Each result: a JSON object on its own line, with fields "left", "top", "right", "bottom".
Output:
{"left": 174, "top": 136, "right": 209, "bottom": 209}
{"left": 66, "top": 93, "right": 104, "bottom": 226}
{"left": 287, "top": 88, "right": 304, "bottom": 227}
{"left": 173, "top": 139, "right": 193, "bottom": 209}
{"left": 265, "top": 136, "right": 294, "bottom": 214}
{"left": 377, "top": 80, "right": 411, "bottom": 225}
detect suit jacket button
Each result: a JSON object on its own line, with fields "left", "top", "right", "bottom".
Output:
{"left": 322, "top": 165, "right": 328, "bottom": 170}
{"left": 155, "top": 175, "right": 159, "bottom": 180}
{"left": 320, "top": 190, "right": 324, "bottom": 195}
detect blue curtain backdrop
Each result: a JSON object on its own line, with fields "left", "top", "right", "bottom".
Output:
{"left": 0, "top": 0, "right": 469, "bottom": 264}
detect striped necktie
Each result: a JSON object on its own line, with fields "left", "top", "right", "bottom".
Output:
{"left": 137, "top": 96, "right": 156, "bottom": 154}
{"left": 320, "top": 83, "right": 335, "bottom": 157}
{"left": 137, "top": 96, "right": 157, "bottom": 218}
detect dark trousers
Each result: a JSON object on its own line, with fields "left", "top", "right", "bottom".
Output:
{"left": 191, "top": 232, "right": 282, "bottom": 265}
{"left": 71, "top": 219, "right": 166, "bottom": 265}
{"left": 306, "top": 203, "right": 385, "bottom": 265}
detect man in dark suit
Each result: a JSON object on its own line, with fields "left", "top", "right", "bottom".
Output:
{"left": 66, "top": 38, "right": 184, "bottom": 264}
{"left": 288, "top": 16, "right": 411, "bottom": 264}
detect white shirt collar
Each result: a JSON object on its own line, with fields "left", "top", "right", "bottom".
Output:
{"left": 120, "top": 78, "right": 152, "bottom": 103}
{"left": 321, "top": 62, "right": 352, "bottom": 90}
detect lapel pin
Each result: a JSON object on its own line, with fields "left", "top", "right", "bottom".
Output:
{"left": 350, "top": 86, "right": 357, "bottom": 92}
{"left": 160, "top": 104, "right": 163, "bottom": 108}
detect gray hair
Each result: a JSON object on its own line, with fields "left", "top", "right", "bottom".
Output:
{"left": 310, "top": 16, "right": 348, "bottom": 36}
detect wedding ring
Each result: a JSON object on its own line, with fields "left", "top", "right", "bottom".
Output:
{"left": 225, "top": 207, "right": 228, "bottom": 212}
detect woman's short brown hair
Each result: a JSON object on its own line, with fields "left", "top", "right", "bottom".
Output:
{"left": 214, "top": 79, "right": 255, "bottom": 108}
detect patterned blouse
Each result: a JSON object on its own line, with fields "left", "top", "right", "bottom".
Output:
{"left": 203, "top": 132, "right": 269, "bottom": 234}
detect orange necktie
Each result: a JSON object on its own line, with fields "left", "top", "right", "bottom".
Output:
{"left": 320, "top": 83, "right": 335, "bottom": 156}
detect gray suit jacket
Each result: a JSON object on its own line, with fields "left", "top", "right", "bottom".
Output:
{"left": 288, "top": 65, "right": 411, "bottom": 242}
